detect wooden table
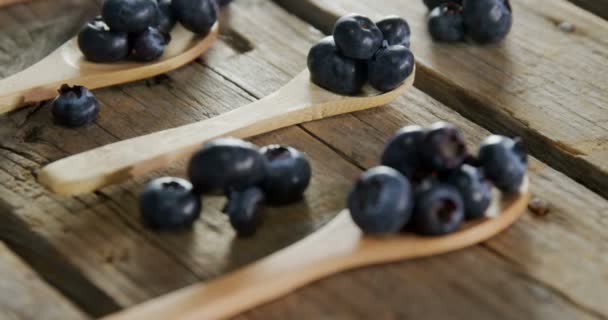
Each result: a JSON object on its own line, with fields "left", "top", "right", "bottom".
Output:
{"left": 1, "top": 0, "right": 607, "bottom": 319}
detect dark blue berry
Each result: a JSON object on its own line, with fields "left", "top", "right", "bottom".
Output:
{"left": 428, "top": 3, "right": 466, "bottom": 42}
{"left": 260, "top": 145, "right": 312, "bottom": 205}
{"left": 155, "top": 0, "right": 177, "bottom": 35}
{"left": 131, "top": 27, "right": 167, "bottom": 61}
{"left": 423, "top": 0, "right": 463, "bottom": 10}
{"left": 224, "top": 187, "right": 265, "bottom": 237}
{"left": 412, "top": 180, "right": 464, "bottom": 236}
{"left": 172, "top": 0, "right": 218, "bottom": 35}
{"left": 78, "top": 17, "right": 129, "bottom": 63}
{"left": 333, "top": 13, "right": 383, "bottom": 60}
{"left": 446, "top": 164, "right": 492, "bottom": 219}
{"left": 463, "top": 0, "right": 512, "bottom": 44}
{"left": 188, "top": 138, "right": 268, "bottom": 194}
{"left": 376, "top": 16, "right": 411, "bottom": 47}
{"left": 51, "top": 85, "right": 100, "bottom": 127}
{"left": 381, "top": 125, "right": 428, "bottom": 180}
{"left": 140, "top": 177, "right": 201, "bottom": 230}
{"left": 368, "top": 43, "right": 415, "bottom": 92}
{"left": 478, "top": 135, "right": 527, "bottom": 193}
{"left": 307, "top": 36, "right": 367, "bottom": 95}
{"left": 421, "top": 122, "right": 469, "bottom": 172}
{"left": 102, "top": 0, "right": 158, "bottom": 33}
{"left": 348, "top": 166, "right": 413, "bottom": 235}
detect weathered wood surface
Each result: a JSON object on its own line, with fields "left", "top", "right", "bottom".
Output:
{"left": 274, "top": 0, "right": 608, "bottom": 200}
{"left": 0, "top": 241, "right": 87, "bottom": 320}
{"left": 0, "top": 0, "right": 607, "bottom": 319}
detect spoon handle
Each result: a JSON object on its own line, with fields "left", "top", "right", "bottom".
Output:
{"left": 103, "top": 211, "right": 362, "bottom": 320}
{"left": 38, "top": 75, "right": 310, "bottom": 195}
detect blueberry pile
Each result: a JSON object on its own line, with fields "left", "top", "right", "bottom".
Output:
{"left": 307, "top": 13, "right": 415, "bottom": 95}
{"left": 139, "top": 138, "right": 312, "bottom": 236}
{"left": 51, "top": 84, "right": 100, "bottom": 127}
{"left": 78, "top": 0, "right": 229, "bottom": 63}
{"left": 348, "top": 122, "right": 527, "bottom": 236}
{"left": 424, "top": 0, "right": 512, "bottom": 44}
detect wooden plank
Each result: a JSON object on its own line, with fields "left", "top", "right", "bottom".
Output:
{"left": 0, "top": 241, "right": 87, "bottom": 320}
{"left": 273, "top": 0, "right": 608, "bottom": 200}
{"left": 0, "top": 0, "right": 606, "bottom": 319}
{"left": 567, "top": 0, "right": 608, "bottom": 20}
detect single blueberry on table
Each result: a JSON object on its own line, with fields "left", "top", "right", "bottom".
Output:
{"left": 155, "top": 0, "right": 177, "bottom": 35}
{"left": 381, "top": 125, "right": 428, "bottom": 180}
{"left": 172, "top": 0, "right": 218, "bottom": 35}
{"left": 368, "top": 43, "right": 415, "bottom": 92}
{"left": 420, "top": 122, "right": 469, "bottom": 172}
{"left": 78, "top": 17, "right": 129, "bottom": 63}
{"left": 131, "top": 27, "right": 167, "bottom": 61}
{"left": 445, "top": 164, "right": 492, "bottom": 219}
{"left": 307, "top": 36, "right": 367, "bottom": 95}
{"left": 51, "top": 84, "right": 100, "bottom": 127}
{"left": 139, "top": 177, "right": 202, "bottom": 230}
{"left": 478, "top": 135, "right": 527, "bottom": 193}
{"left": 224, "top": 187, "right": 266, "bottom": 237}
{"left": 348, "top": 166, "right": 413, "bottom": 235}
{"left": 188, "top": 137, "right": 268, "bottom": 194}
{"left": 260, "top": 145, "right": 312, "bottom": 205}
{"left": 376, "top": 16, "right": 411, "bottom": 47}
{"left": 412, "top": 179, "right": 464, "bottom": 236}
{"left": 428, "top": 2, "right": 466, "bottom": 42}
{"left": 463, "top": 0, "right": 512, "bottom": 44}
{"left": 423, "top": 0, "right": 463, "bottom": 11}
{"left": 333, "top": 13, "right": 383, "bottom": 60}
{"left": 102, "top": 0, "right": 158, "bottom": 33}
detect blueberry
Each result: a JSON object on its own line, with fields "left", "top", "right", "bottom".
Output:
{"left": 368, "top": 43, "right": 415, "bottom": 92}
{"left": 376, "top": 16, "right": 411, "bottom": 47}
{"left": 139, "top": 177, "right": 201, "bottom": 230}
{"left": 446, "top": 164, "right": 492, "bottom": 219}
{"left": 381, "top": 125, "right": 428, "bottom": 180}
{"left": 333, "top": 13, "right": 383, "bottom": 60}
{"left": 224, "top": 187, "right": 265, "bottom": 237}
{"left": 428, "top": 3, "right": 466, "bottom": 42}
{"left": 348, "top": 166, "right": 413, "bottom": 235}
{"left": 463, "top": 0, "right": 512, "bottom": 44}
{"left": 412, "top": 179, "right": 464, "bottom": 236}
{"left": 155, "top": 0, "right": 177, "bottom": 35}
{"left": 421, "top": 122, "right": 469, "bottom": 172}
{"left": 478, "top": 135, "right": 527, "bottom": 193}
{"left": 131, "top": 27, "right": 167, "bottom": 61}
{"left": 423, "top": 0, "right": 463, "bottom": 10}
{"left": 77, "top": 17, "right": 129, "bottom": 63}
{"left": 102, "top": 0, "right": 158, "bottom": 33}
{"left": 260, "top": 145, "right": 312, "bottom": 205}
{"left": 188, "top": 137, "right": 268, "bottom": 194}
{"left": 172, "top": 0, "right": 218, "bottom": 35}
{"left": 307, "top": 36, "right": 367, "bottom": 95}
{"left": 51, "top": 84, "right": 100, "bottom": 127}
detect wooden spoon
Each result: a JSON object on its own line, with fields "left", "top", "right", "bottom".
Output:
{"left": 38, "top": 67, "right": 416, "bottom": 195}
{"left": 104, "top": 180, "right": 530, "bottom": 320}
{"left": 0, "top": 23, "right": 219, "bottom": 114}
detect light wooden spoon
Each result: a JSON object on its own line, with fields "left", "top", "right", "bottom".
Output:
{"left": 0, "top": 23, "right": 219, "bottom": 114}
{"left": 38, "top": 67, "right": 416, "bottom": 196}
{"left": 104, "top": 180, "right": 530, "bottom": 320}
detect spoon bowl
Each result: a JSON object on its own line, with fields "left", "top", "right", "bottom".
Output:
{"left": 39, "top": 67, "right": 415, "bottom": 195}
{"left": 0, "top": 23, "right": 219, "bottom": 114}
{"left": 104, "top": 178, "right": 530, "bottom": 320}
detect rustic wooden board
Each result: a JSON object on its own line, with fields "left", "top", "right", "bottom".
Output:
{"left": 274, "top": 0, "right": 608, "bottom": 200}
{"left": 0, "top": 241, "right": 87, "bottom": 320}
{"left": 0, "top": 0, "right": 606, "bottom": 319}
{"left": 567, "top": 0, "right": 608, "bottom": 20}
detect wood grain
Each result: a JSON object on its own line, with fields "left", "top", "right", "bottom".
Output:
{"left": 0, "top": 0, "right": 606, "bottom": 319}
{"left": 566, "top": 0, "right": 608, "bottom": 20}
{"left": 0, "top": 241, "right": 87, "bottom": 320}
{"left": 273, "top": 0, "right": 608, "bottom": 200}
